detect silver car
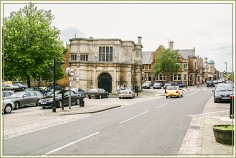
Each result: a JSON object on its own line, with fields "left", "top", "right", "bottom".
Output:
{"left": 4, "top": 91, "right": 44, "bottom": 109}
{"left": 118, "top": 88, "right": 135, "bottom": 99}
{"left": 2, "top": 100, "right": 15, "bottom": 114}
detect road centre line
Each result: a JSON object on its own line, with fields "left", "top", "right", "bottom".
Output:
{"left": 155, "top": 103, "right": 168, "bottom": 109}
{"left": 119, "top": 111, "right": 148, "bottom": 124}
{"left": 45, "top": 132, "right": 100, "bottom": 154}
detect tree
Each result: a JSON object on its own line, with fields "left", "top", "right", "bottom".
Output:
{"left": 2, "top": 3, "right": 65, "bottom": 87}
{"left": 152, "top": 48, "right": 179, "bottom": 77}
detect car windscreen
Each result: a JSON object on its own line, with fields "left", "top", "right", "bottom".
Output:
{"left": 90, "top": 89, "right": 99, "bottom": 92}
{"left": 167, "top": 86, "right": 177, "bottom": 90}
{"left": 8, "top": 92, "right": 24, "bottom": 98}
{"left": 216, "top": 86, "right": 233, "bottom": 92}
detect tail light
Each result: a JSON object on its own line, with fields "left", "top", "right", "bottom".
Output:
{"left": 176, "top": 90, "right": 179, "bottom": 93}
{"left": 129, "top": 91, "right": 131, "bottom": 94}
{"left": 96, "top": 92, "right": 100, "bottom": 94}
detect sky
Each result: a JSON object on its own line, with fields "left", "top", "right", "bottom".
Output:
{"left": 1, "top": 1, "right": 234, "bottom": 73}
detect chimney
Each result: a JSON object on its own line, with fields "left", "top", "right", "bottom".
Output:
{"left": 169, "top": 40, "right": 174, "bottom": 50}
{"left": 137, "top": 36, "right": 142, "bottom": 45}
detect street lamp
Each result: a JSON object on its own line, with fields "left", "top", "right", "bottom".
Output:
{"left": 52, "top": 57, "right": 64, "bottom": 112}
{"left": 224, "top": 62, "right": 227, "bottom": 75}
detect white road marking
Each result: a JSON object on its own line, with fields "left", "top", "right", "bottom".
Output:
{"left": 171, "top": 99, "right": 178, "bottom": 102}
{"left": 155, "top": 103, "right": 168, "bottom": 109}
{"left": 45, "top": 132, "right": 100, "bottom": 154}
{"left": 119, "top": 111, "right": 148, "bottom": 124}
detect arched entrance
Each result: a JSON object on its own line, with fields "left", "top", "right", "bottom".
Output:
{"left": 98, "top": 73, "right": 112, "bottom": 93}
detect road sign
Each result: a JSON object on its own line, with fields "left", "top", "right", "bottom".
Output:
{"left": 70, "top": 68, "right": 75, "bottom": 76}
{"left": 66, "top": 67, "right": 75, "bottom": 77}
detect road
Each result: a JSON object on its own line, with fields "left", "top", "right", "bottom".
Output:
{"left": 3, "top": 87, "right": 214, "bottom": 156}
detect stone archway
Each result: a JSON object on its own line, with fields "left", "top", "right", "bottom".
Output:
{"left": 98, "top": 73, "right": 112, "bottom": 93}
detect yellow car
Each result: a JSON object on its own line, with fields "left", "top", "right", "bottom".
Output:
{"left": 166, "top": 86, "right": 183, "bottom": 98}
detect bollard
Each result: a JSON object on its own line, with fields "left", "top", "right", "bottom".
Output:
{"left": 79, "top": 98, "right": 85, "bottom": 107}
{"left": 229, "top": 95, "right": 234, "bottom": 119}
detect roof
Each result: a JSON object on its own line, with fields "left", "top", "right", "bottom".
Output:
{"left": 208, "top": 59, "right": 215, "bottom": 64}
{"left": 142, "top": 51, "right": 153, "bottom": 64}
{"left": 178, "top": 49, "right": 195, "bottom": 59}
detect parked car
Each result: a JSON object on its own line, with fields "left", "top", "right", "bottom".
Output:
{"left": 166, "top": 86, "right": 183, "bottom": 98}
{"left": 88, "top": 88, "right": 109, "bottom": 99}
{"left": 169, "top": 81, "right": 175, "bottom": 86}
{"left": 2, "top": 91, "right": 14, "bottom": 98}
{"left": 163, "top": 83, "right": 171, "bottom": 89}
{"left": 12, "top": 83, "right": 27, "bottom": 91}
{"left": 118, "top": 88, "right": 135, "bottom": 99}
{"left": 177, "top": 82, "right": 184, "bottom": 88}
{"left": 142, "top": 83, "right": 151, "bottom": 89}
{"left": 213, "top": 80, "right": 218, "bottom": 84}
{"left": 212, "top": 84, "right": 233, "bottom": 103}
{"left": 146, "top": 81, "right": 153, "bottom": 86}
{"left": 206, "top": 80, "right": 215, "bottom": 87}
{"left": 25, "top": 87, "right": 50, "bottom": 96}
{"left": 2, "top": 84, "right": 20, "bottom": 92}
{"left": 2, "top": 100, "right": 15, "bottom": 114}
{"left": 71, "top": 88, "right": 86, "bottom": 98}
{"left": 153, "top": 83, "right": 162, "bottom": 89}
{"left": 4, "top": 91, "right": 44, "bottom": 109}
{"left": 38, "top": 90, "right": 80, "bottom": 108}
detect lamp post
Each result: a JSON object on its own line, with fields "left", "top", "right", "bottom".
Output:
{"left": 52, "top": 57, "right": 64, "bottom": 112}
{"left": 224, "top": 62, "right": 227, "bottom": 75}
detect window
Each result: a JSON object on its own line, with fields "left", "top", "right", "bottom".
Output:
{"left": 174, "top": 74, "right": 181, "bottom": 81}
{"left": 148, "top": 64, "right": 151, "bottom": 69}
{"left": 71, "top": 54, "right": 77, "bottom": 61}
{"left": 142, "top": 65, "right": 145, "bottom": 69}
{"left": 99, "top": 46, "right": 113, "bottom": 62}
{"left": 184, "top": 74, "right": 187, "bottom": 81}
{"left": 157, "top": 74, "right": 166, "bottom": 81}
{"left": 183, "top": 64, "right": 188, "bottom": 69}
{"left": 80, "top": 55, "right": 88, "bottom": 61}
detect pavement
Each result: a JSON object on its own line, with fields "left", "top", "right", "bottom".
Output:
{"left": 3, "top": 86, "right": 235, "bottom": 156}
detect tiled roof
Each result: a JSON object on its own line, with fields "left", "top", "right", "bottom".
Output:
{"left": 142, "top": 51, "right": 153, "bottom": 64}
{"left": 178, "top": 49, "right": 195, "bottom": 59}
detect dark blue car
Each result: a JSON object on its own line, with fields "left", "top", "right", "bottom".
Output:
{"left": 177, "top": 82, "right": 184, "bottom": 88}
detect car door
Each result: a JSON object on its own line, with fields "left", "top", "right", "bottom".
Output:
{"left": 21, "top": 92, "right": 32, "bottom": 106}
{"left": 63, "top": 91, "right": 69, "bottom": 105}
{"left": 29, "top": 91, "right": 38, "bottom": 105}
{"left": 70, "top": 91, "right": 77, "bottom": 103}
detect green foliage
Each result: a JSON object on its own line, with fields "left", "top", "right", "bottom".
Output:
{"left": 226, "top": 74, "right": 231, "bottom": 80}
{"left": 152, "top": 49, "right": 179, "bottom": 76}
{"left": 2, "top": 3, "right": 65, "bottom": 86}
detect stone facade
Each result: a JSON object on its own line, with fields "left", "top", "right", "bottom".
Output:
{"left": 68, "top": 37, "right": 143, "bottom": 94}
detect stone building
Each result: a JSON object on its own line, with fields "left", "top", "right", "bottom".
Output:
{"left": 68, "top": 36, "right": 143, "bottom": 94}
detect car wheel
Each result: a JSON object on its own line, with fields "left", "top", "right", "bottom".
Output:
{"left": 76, "top": 98, "right": 80, "bottom": 105}
{"left": 14, "top": 102, "right": 19, "bottom": 110}
{"left": 214, "top": 99, "right": 217, "bottom": 103}
{"left": 88, "top": 96, "right": 91, "bottom": 99}
{"left": 166, "top": 96, "right": 168, "bottom": 98}
{"left": 4, "top": 104, "right": 12, "bottom": 114}
{"left": 119, "top": 97, "right": 121, "bottom": 99}
{"left": 36, "top": 99, "right": 40, "bottom": 106}
{"left": 57, "top": 100, "right": 62, "bottom": 108}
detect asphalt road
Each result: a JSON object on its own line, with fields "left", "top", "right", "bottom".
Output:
{"left": 3, "top": 87, "right": 213, "bottom": 156}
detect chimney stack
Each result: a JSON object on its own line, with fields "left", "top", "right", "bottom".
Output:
{"left": 137, "top": 36, "right": 142, "bottom": 45}
{"left": 169, "top": 40, "right": 174, "bottom": 50}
